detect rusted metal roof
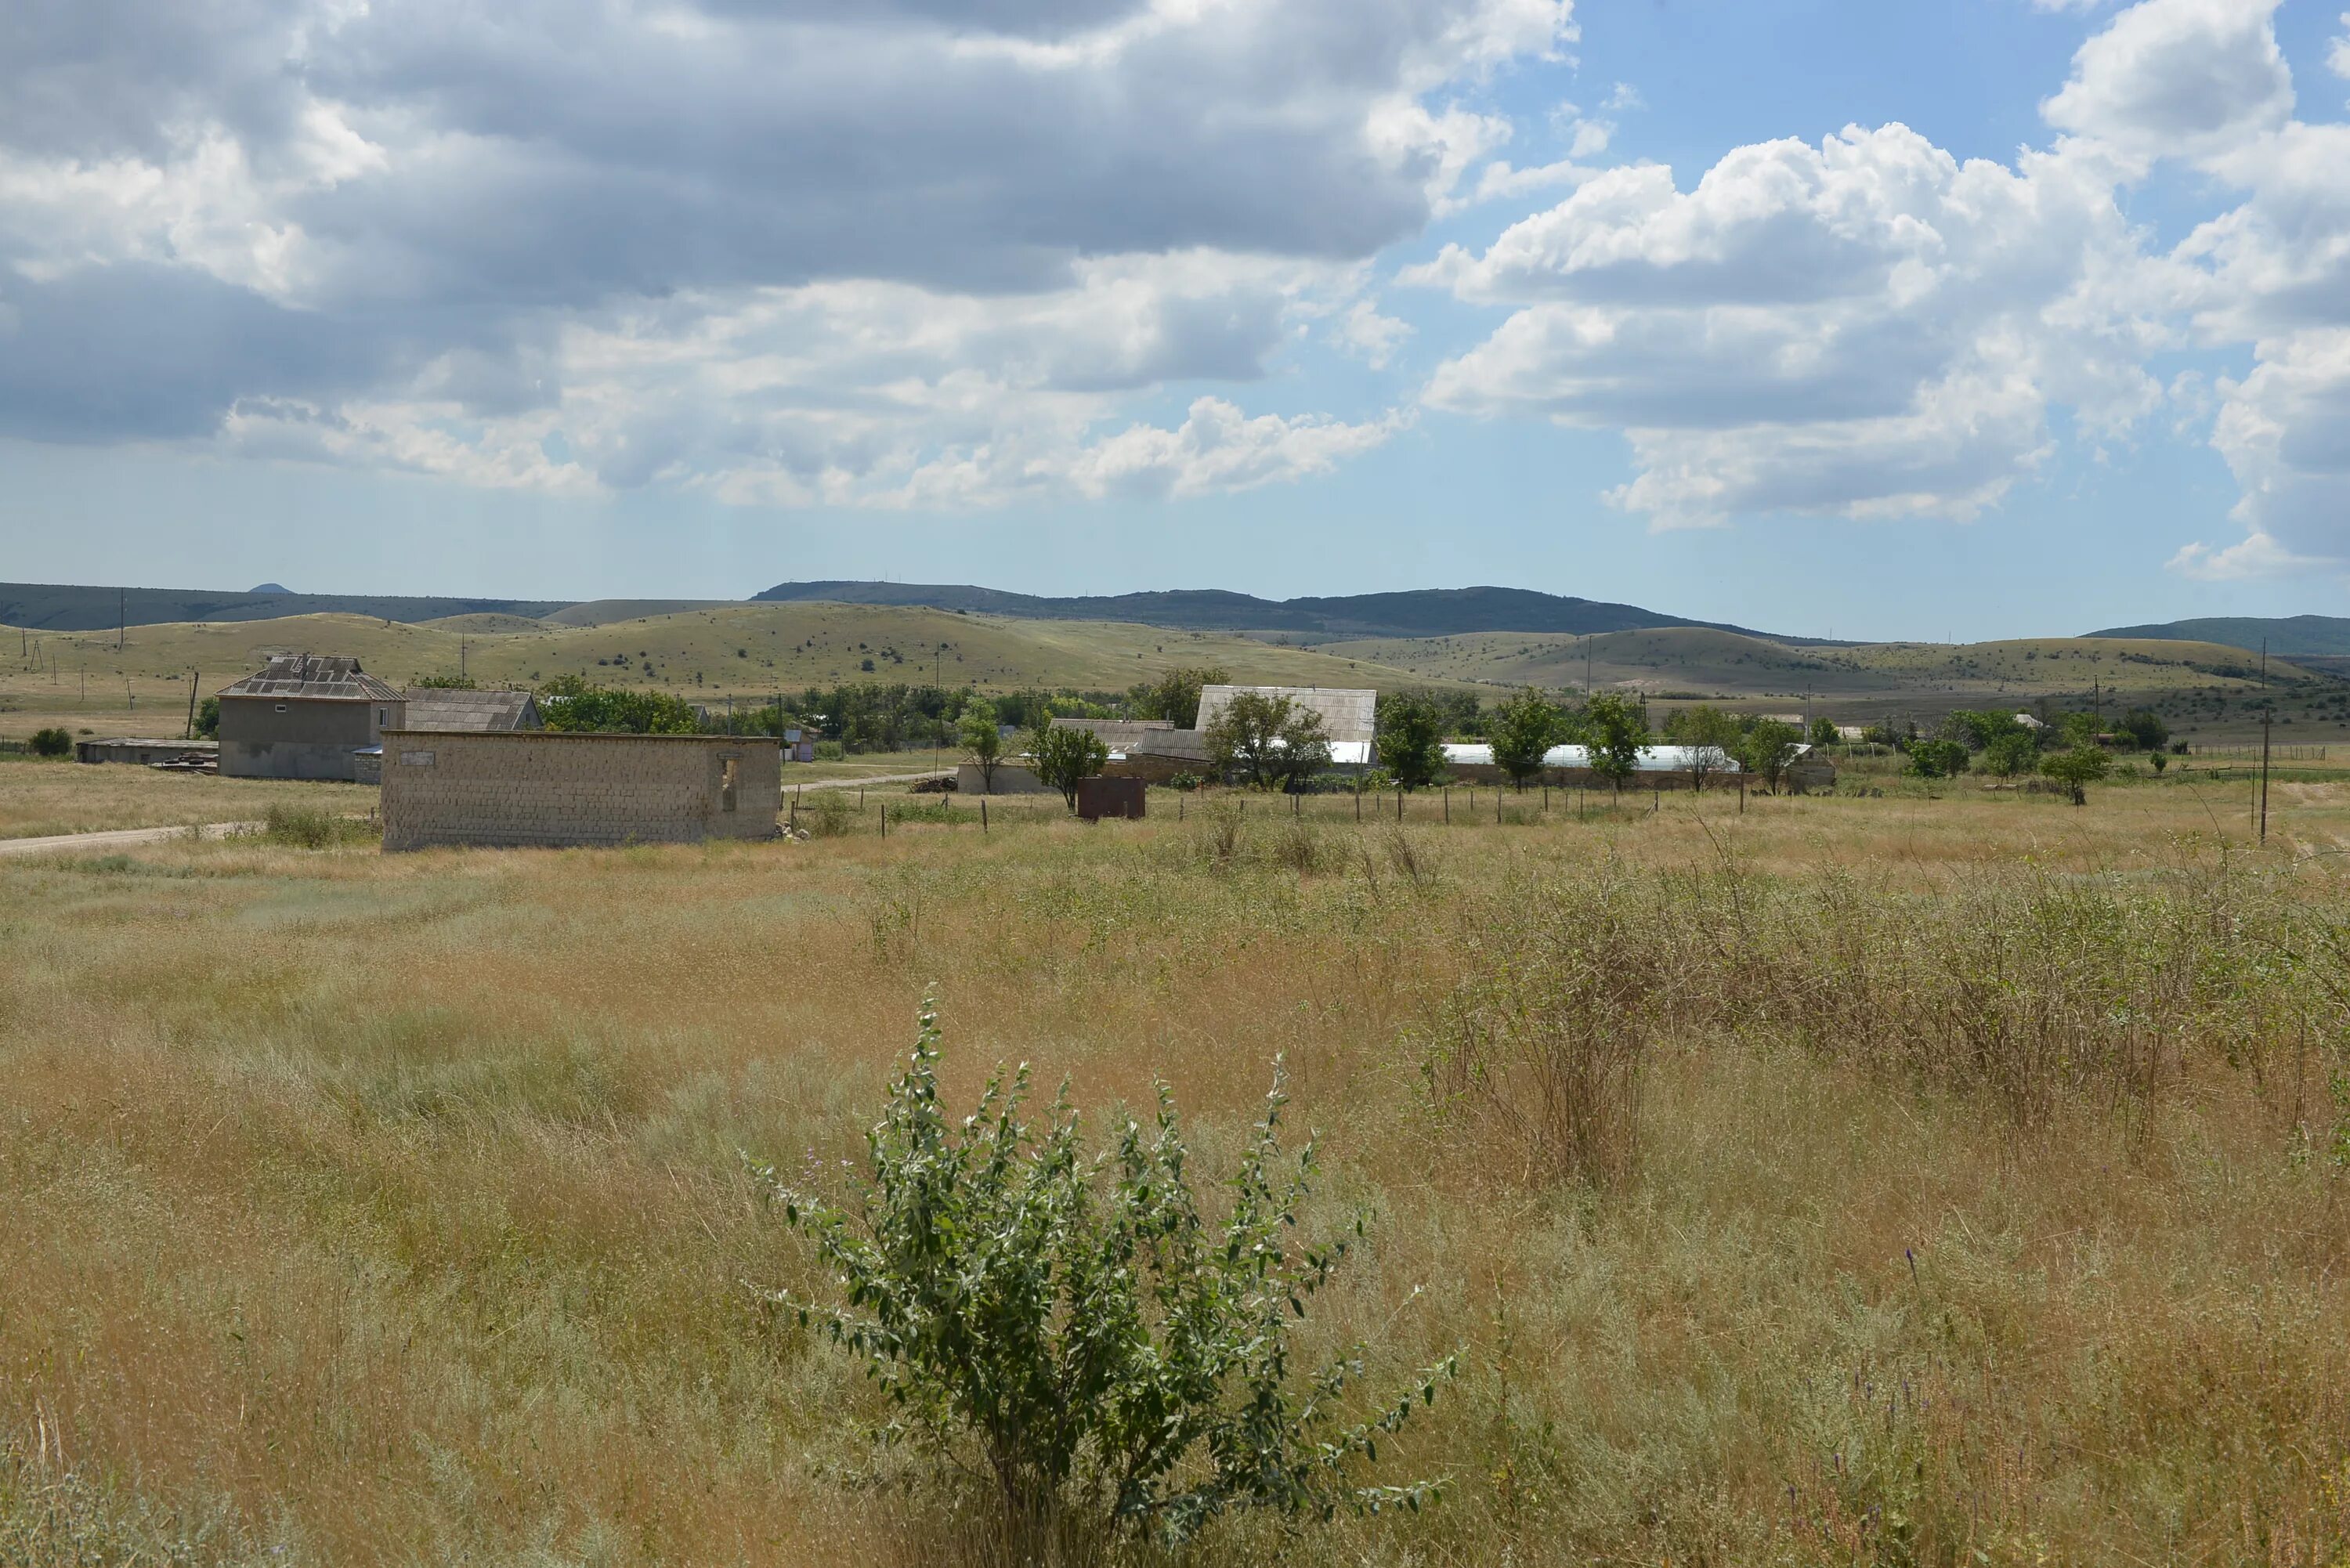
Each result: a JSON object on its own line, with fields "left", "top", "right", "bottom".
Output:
{"left": 219, "top": 654, "right": 401, "bottom": 702}
{"left": 400, "top": 688, "right": 540, "bottom": 732}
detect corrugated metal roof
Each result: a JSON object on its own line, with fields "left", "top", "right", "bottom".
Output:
{"left": 400, "top": 688, "right": 540, "bottom": 732}
{"left": 1194, "top": 685, "right": 1376, "bottom": 744}
{"left": 219, "top": 655, "right": 401, "bottom": 702}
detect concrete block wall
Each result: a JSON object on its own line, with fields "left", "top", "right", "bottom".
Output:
{"left": 383, "top": 732, "right": 782, "bottom": 851}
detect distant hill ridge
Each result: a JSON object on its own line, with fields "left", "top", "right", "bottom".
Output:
{"left": 753, "top": 580, "right": 1798, "bottom": 642}
{"left": 6, "top": 576, "right": 1796, "bottom": 642}
{"left": 2087, "top": 615, "right": 2350, "bottom": 658}
{"left": 0, "top": 582, "right": 578, "bottom": 632}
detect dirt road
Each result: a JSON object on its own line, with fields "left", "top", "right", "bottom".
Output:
{"left": 0, "top": 820, "right": 263, "bottom": 859}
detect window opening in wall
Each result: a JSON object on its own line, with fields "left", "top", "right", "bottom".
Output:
{"left": 721, "top": 757, "right": 739, "bottom": 812}
{"left": 274, "top": 703, "right": 287, "bottom": 712}
{"left": 377, "top": 708, "right": 387, "bottom": 726}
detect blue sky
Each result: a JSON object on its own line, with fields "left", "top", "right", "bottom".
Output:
{"left": 2, "top": 0, "right": 2347, "bottom": 641}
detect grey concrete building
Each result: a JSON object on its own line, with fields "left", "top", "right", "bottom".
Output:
{"left": 381, "top": 731, "right": 781, "bottom": 851}
{"left": 217, "top": 656, "right": 404, "bottom": 781}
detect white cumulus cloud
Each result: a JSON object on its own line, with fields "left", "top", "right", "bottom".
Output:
{"left": 1415, "top": 125, "right": 2167, "bottom": 526}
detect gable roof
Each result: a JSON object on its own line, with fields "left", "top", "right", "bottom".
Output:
{"left": 1193, "top": 685, "right": 1377, "bottom": 745}
{"left": 400, "top": 688, "right": 541, "bottom": 732}
{"left": 219, "top": 655, "right": 400, "bottom": 703}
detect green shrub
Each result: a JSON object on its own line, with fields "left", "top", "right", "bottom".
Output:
{"left": 29, "top": 727, "right": 71, "bottom": 757}
{"left": 754, "top": 996, "right": 1452, "bottom": 1551}
{"left": 796, "top": 789, "right": 855, "bottom": 838}
{"left": 1982, "top": 731, "right": 2039, "bottom": 777}
{"left": 813, "top": 740, "right": 845, "bottom": 761}
{"left": 259, "top": 804, "right": 377, "bottom": 849}
{"left": 1907, "top": 739, "right": 1970, "bottom": 779}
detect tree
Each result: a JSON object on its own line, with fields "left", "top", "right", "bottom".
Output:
{"left": 2059, "top": 711, "right": 2102, "bottom": 749}
{"left": 2041, "top": 746, "right": 2110, "bottom": 806}
{"left": 2115, "top": 707, "right": 2168, "bottom": 752}
{"left": 1029, "top": 722, "right": 1108, "bottom": 811}
{"left": 1266, "top": 706, "right": 1334, "bottom": 793}
{"left": 1374, "top": 694, "right": 1446, "bottom": 790}
{"left": 1982, "top": 731, "right": 2040, "bottom": 777}
{"left": 1663, "top": 705, "right": 1740, "bottom": 791}
{"left": 1907, "top": 739, "right": 1970, "bottom": 779}
{"left": 30, "top": 726, "right": 71, "bottom": 757}
{"left": 960, "top": 698, "right": 1007, "bottom": 792}
{"left": 1737, "top": 719, "right": 1803, "bottom": 793}
{"left": 752, "top": 996, "right": 1452, "bottom": 1550}
{"left": 1581, "top": 691, "right": 1647, "bottom": 790}
{"left": 1206, "top": 693, "right": 1332, "bottom": 792}
{"left": 537, "top": 675, "right": 700, "bottom": 734}
{"left": 1807, "top": 716, "right": 1841, "bottom": 747}
{"left": 194, "top": 696, "right": 219, "bottom": 739}
{"left": 1488, "top": 689, "right": 1563, "bottom": 789}
{"left": 1130, "top": 665, "right": 1229, "bottom": 725}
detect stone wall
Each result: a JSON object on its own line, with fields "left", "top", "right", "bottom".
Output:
{"left": 382, "top": 732, "right": 782, "bottom": 851}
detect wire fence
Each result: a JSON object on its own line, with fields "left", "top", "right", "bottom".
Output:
{"left": 2189, "top": 744, "right": 2329, "bottom": 760}
{"left": 777, "top": 779, "right": 1763, "bottom": 837}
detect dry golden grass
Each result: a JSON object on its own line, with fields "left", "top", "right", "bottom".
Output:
{"left": 3, "top": 772, "right": 2348, "bottom": 1565}
{"left": 0, "top": 755, "right": 379, "bottom": 840}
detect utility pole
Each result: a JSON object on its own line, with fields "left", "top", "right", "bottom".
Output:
{"left": 185, "top": 671, "right": 199, "bottom": 739}
{"left": 118, "top": 587, "right": 126, "bottom": 652}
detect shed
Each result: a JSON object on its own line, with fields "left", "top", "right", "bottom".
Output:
{"left": 1076, "top": 776, "right": 1146, "bottom": 821}
{"left": 217, "top": 656, "right": 404, "bottom": 781}
{"left": 77, "top": 738, "right": 219, "bottom": 767}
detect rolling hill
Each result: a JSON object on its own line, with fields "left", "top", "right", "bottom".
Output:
{"left": 2086, "top": 615, "right": 2350, "bottom": 658}
{"left": 752, "top": 580, "right": 1788, "bottom": 641}
{"left": 0, "top": 582, "right": 580, "bottom": 631}
{"left": 0, "top": 602, "right": 1474, "bottom": 730}
{"left": 1325, "top": 627, "right": 2316, "bottom": 699}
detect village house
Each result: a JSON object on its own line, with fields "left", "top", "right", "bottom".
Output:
{"left": 217, "top": 656, "right": 404, "bottom": 781}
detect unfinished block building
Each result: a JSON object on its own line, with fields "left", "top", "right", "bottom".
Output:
{"left": 381, "top": 732, "right": 781, "bottom": 851}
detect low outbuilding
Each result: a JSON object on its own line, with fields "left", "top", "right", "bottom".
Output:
{"left": 381, "top": 730, "right": 780, "bottom": 851}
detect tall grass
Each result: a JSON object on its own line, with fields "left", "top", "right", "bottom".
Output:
{"left": 3, "top": 786, "right": 2348, "bottom": 1563}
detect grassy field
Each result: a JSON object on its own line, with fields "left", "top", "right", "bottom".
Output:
{"left": 0, "top": 754, "right": 379, "bottom": 840}
{"left": 0, "top": 605, "right": 1450, "bottom": 740}
{"left": 3, "top": 761, "right": 2348, "bottom": 1565}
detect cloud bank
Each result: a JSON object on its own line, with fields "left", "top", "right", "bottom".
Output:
{"left": 0, "top": 0, "right": 1571, "bottom": 502}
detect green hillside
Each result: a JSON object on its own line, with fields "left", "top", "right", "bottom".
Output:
{"left": 1322, "top": 627, "right": 2316, "bottom": 699}
{"left": 2085, "top": 615, "right": 2350, "bottom": 657}
{"left": 0, "top": 603, "right": 1461, "bottom": 733}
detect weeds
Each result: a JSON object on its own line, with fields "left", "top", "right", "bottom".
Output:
{"left": 257, "top": 803, "right": 376, "bottom": 849}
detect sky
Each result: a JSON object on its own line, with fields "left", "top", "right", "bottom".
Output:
{"left": 2, "top": 0, "right": 2348, "bottom": 641}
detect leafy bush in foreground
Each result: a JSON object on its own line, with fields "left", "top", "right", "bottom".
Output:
{"left": 753, "top": 995, "right": 1452, "bottom": 1552}
{"left": 28, "top": 728, "right": 70, "bottom": 757}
